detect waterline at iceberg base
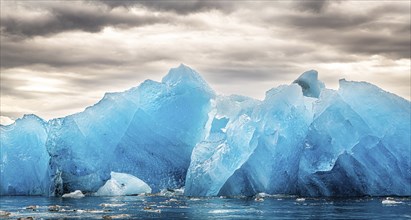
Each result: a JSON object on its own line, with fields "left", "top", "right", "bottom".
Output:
{"left": 1, "top": 64, "right": 410, "bottom": 197}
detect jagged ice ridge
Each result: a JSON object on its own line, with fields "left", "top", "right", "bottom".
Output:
{"left": 1, "top": 64, "right": 410, "bottom": 197}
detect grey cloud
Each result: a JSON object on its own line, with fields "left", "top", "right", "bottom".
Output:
{"left": 268, "top": 3, "right": 410, "bottom": 60}
{"left": 0, "top": 40, "right": 121, "bottom": 68}
{"left": 371, "top": 3, "right": 411, "bottom": 15}
{"left": 0, "top": 72, "right": 80, "bottom": 99}
{"left": 0, "top": 81, "right": 39, "bottom": 99}
{"left": 289, "top": 2, "right": 409, "bottom": 31}
{"left": 203, "top": 63, "right": 300, "bottom": 84}
{"left": 340, "top": 33, "right": 410, "bottom": 59}
{"left": 95, "top": 0, "right": 236, "bottom": 14}
{"left": 206, "top": 67, "right": 274, "bottom": 82}
{"left": 293, "top": 26, "right": 411, "bottom": 60}
{"left": 0, "top": 111, "right": 25, "bottom": 120}
{"left": 1, "top": 2, "right": 172, "bottom": 38}
{"left": 0, "top": 36, "right": 178, "bottom": 69}
{"left": 1, "top": 1, "right": 410, "bottom": 120}
{"left": 294, "top": 0, "right": 330, "bottom": 13}
{"left": 285, "top": 11, "right": 369, "bottom": 30}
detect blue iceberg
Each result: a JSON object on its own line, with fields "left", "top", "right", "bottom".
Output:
{"left": 1, "top": 66, "right": 410, "bottom": 197}
{"left": 0, "top": 115, "right": 51, "bottom": 196}
{"left": 45, "top": 64, "right": 215, "bottom": 194}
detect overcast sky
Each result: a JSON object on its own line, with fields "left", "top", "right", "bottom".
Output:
{"left": 1, "top": 0, "right": 410, "bottom": 123}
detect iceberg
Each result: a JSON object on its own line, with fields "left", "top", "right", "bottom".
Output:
{"left": 0, "top": 65, "right": 410, "bottom": 197}
{"left": 297, "top": 80, "right": 411, "bottom": 196}
{"left": 94, "top": 172, "right": 151, "bottom": 196}
{"left": 0, "top": 115, "right": 51, "bottom": 196}
{"left": 185, "top": 69, "right": 410, "bottom": 197}
{"left": 45, "top": 64, "right": 214, "bottom": 194}
{"left": 187, "top": 83, "right": 313, "bottom": 196}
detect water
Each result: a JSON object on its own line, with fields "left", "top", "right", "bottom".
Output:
{"left": 1, "top": 196, "right": 410, "bottom": 219}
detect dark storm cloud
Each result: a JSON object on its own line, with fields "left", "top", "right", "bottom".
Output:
{"left": 1, "top": 2, "right": 172, "bottom": 38}
{"left": 94, "top": 0, "right": 235, "bottom": 13}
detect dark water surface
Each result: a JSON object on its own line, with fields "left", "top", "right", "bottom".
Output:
{"left": 0, "top": 195, "right": 410, "bottom": 219}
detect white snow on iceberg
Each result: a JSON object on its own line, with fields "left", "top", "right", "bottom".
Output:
{"left": 94, "top": 172, "right": 152, "bottom": 196}
{"left": 62, "top": 190, "right": 85, "bottom": 198}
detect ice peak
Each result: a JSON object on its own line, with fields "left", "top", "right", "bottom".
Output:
{"left": 293, "top": 70, "right": 325, "bottom": 98}
{"left": 162, "top": 64, "right": 215, "bottom": 94}
{"left": 177, "top": 63, "right": 190, "bottom": 70}
{"left": 162, "top": 64, "right": 202, "bottom": 84}
{"left": 15, "top": 114, "right": 45, "bottom": 125}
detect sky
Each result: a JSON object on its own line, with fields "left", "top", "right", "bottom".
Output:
{"left": 1, "top": 0, "right": 410, "bottom": 124}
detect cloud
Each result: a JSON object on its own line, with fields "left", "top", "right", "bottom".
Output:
{"left": 295, "top": 0, "right": 331, "bottom": 13}
{"left": 1, "top": 1, "right": 173, "bottom": 38}
{"left": 0, "top": 0, "right": 409, "bottom": 120}
{"left": 94, "top": 0, "right": 236, "bottom": 13}
{"left": 264, "top": 1, "right": 411, "bottom": 60}
{"left": 0, "top": 37, "right": 126, "bottom": 68}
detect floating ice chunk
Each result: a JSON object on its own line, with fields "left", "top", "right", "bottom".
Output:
{"left": 382, "top": 199, "right": 402, "bottom": 205}
{"left": 256, "top": 192, "right": 270, "bottom": 198}
{"left": 254, "top": 197, "right": 264, "bottom": 202}
{"left": 0, "top": 210, "right": 11, "bottom": 217}
{"left": 94, "top": 172, "right": 151, "bottom": 196}
{"left": 159, "top": 187, "right": 184, "bottom": 196}
{"left": 100, "top": 203, "right": 125, "bottom": 207}
{"left": 62, "top": 190, "right": 85, "bottom": 198}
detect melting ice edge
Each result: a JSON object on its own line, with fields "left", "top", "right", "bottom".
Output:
{"left": 1, "top": 64, "right": 410, "bottom": 197}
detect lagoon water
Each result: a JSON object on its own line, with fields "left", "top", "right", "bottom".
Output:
{"left": 1, "top": 196, "right": 410, "bottom": 219}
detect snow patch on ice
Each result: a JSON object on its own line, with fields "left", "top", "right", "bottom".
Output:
{"left": 62, "top": 190, "right": 85, "bottom": 198}
{"left": 94, "top": 172, "right": 151, "bottom": 196}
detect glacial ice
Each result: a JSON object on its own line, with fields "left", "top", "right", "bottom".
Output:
{"left": 293, "top": 70, "right": 324, "bottom": 98}
{"left": 184, "top": 95, "right": 260, "bottom": 196}
{"left": 1, "top": 65, "right": 410, "bottom": 197}
{"left": 0, "top": 115, "right": 51, "bottom": 196}
{"left": 94, "top": 172, "right": 151, "bottom": 196}
{"left": 45, "top": 64, "right": 214, "bottom": 194}
{"left": 62, "top": 190, "right": 85, "bottom": 198}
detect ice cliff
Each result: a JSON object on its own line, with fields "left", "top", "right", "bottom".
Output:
{"left": 1, "top": 65, "right": 410, "bottom": 197}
